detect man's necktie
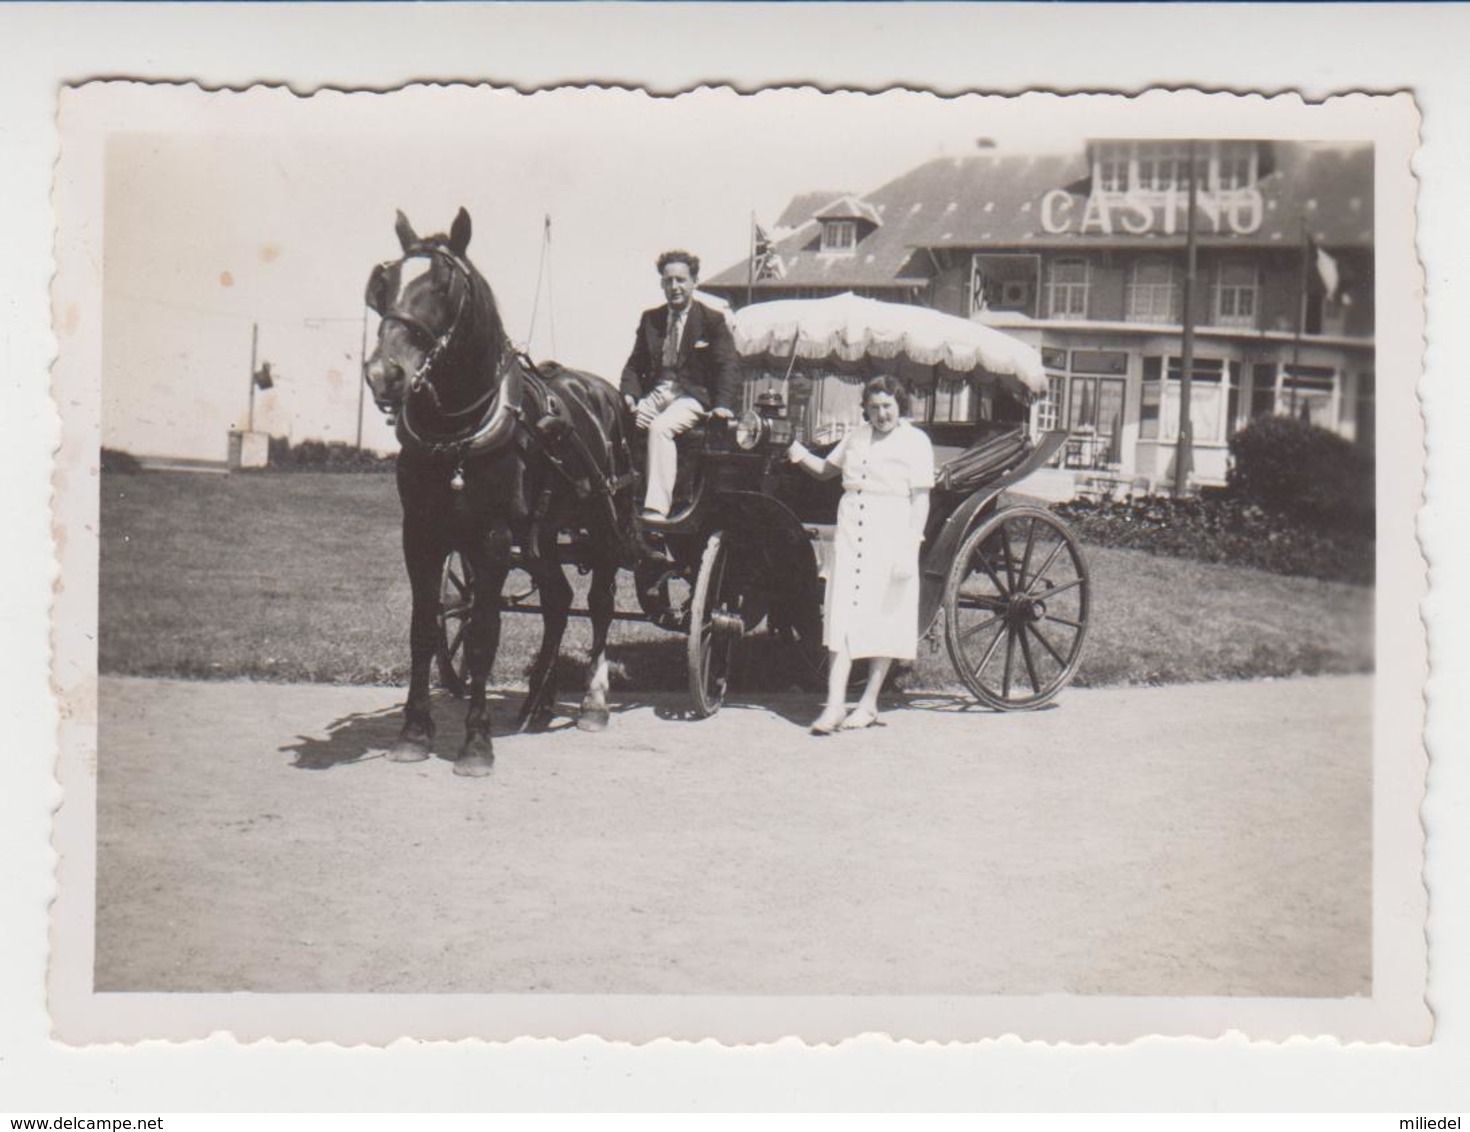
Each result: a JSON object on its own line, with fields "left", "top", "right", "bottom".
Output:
{"left": 662, "top": 309, "right": 682, "bottom": 368}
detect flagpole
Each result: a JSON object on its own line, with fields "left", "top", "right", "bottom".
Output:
{"left": 746, "top": 211, "right": 756, "bottom": 308}
{"left": 1173, "top": 141, "right": 1198, "bottom": 497}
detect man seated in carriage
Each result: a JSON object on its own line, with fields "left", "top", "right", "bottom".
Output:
{"left": 620, "top": 249, "right": 739, "bottom": 524}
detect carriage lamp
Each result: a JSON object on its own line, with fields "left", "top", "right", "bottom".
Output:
{"left": 735, "top": 391, "right": 794, "bottom": 450}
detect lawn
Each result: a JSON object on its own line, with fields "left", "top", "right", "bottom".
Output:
{"left": 97, "top": 471, "right": 1374, "bottom": 692}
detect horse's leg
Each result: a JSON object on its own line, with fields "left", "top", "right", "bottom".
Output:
{"left": 456, "top": 519, "right": 513, "bottom": 778}
{"left": 391, "top": 521, "right": 447, "bottom": 763}
{"left": 518, "top": 527, "right": 571, "bottom": 733}
{"left": 577, "top": 551, "right": 618, "bottom": 732}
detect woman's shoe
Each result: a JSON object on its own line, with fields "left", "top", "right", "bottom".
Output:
{"left": 839, "top": 707, "right": 879, "bottom": 731}
{"left": 810, "top": 706, "right": 847, "bottom": 735}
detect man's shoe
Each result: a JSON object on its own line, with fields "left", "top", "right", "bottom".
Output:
{"left": 637, "top": 526, "right": 673, "bottom": 563}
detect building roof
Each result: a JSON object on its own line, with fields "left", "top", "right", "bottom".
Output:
{"left": 813, "top": 194, "right": 883, "bottom": 227}
{"left": 774, "top": 191, "right": 851, "bottom": 232}
{"left": 706, "top": 141, "right": 1374, "bottom": 295}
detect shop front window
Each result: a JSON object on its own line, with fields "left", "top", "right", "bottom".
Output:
{"left": 1139, "top": 355, "right": 1241, "bottom": 444}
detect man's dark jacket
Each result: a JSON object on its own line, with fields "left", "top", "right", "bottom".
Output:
{"left": 619, "top": 300, "right": 740, "bottom": 412}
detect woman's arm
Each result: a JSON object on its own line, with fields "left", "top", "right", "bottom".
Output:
{"left": 786, "top": 440, "right": 841, "bottom": 480}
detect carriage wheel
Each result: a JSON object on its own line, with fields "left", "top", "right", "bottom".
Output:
{"left": 943, "top": 506, "right": 1089, "bottom": 711}
{"left": 687, "top": 532, "right": 756, "bottom": 718}
{"left": 437, "top": 550, "right": 475, "bottom": 697}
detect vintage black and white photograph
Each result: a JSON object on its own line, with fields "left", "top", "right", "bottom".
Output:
{"left": 47, "top": 83, "right": 1426, "bottom": 1045}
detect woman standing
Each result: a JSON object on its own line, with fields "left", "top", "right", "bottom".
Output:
{"left": 786, "top": 375, "right": 935, "bottom": 734}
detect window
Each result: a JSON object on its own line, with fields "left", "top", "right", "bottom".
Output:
{"left": 1135, "top": 143, "right": 1203, "bottom": 192}
{"left": 1046, "top": 258, "right": 1089, "bottom": 319}
{"left": 1214, "top": 143, "right": 1257, "bottom": 191}
{"left": 1139, "top": 355, "right": 1241, "bottom": 444}
{"left": 1095, "top": 144, "right": 1129, "bottom": 193}
{"left": 821, "top": 220, "right": 857, "bottom": 253}
{"left": 1280, "top": 364, "right": 1340, "bottom": 429}
{"left": 1126, "top": 259, "right": 1181, "bottom": 323}
{"left": 969, "top": 254, "right": 1040, "bottom": 316}
{"left": 1214, "top": 262, "right": 1258, "bottom": 328}
{"left": 1036, "top": 373, "right": 1064, "bottom": 432}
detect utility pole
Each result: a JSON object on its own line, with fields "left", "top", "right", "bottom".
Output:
{"left": 1289, "top": 215, "right": 1309, "bottom": 416}
{"left": 356, "top": 309, "right": 368, "bottom": 451}
{"left": 248, "top": 321, "right": 259, "bottom": 433}
{"left": 1173, "top": 141, "right": 1199, "bottom": 497}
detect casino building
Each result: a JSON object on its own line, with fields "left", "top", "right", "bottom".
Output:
{"left": 704, "top": 139, "right": 1375, "bottom": 488}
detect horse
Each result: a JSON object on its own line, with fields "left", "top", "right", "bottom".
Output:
{"left": 362, "top": 208, "right": 634, "bottom": 777}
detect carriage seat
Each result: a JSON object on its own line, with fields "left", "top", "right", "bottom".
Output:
{"left": 933, "top": 426, "right": 1032, "bottom": 494}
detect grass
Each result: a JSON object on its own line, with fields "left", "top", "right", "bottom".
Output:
{"left": 98, "top": 471, "right": 1374, "bottom": 693}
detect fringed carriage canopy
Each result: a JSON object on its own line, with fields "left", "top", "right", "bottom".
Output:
{"left": 730, "top": 292, "right": 1047, "bottom": 406}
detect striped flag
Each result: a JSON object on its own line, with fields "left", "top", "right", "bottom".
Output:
{"left": 753, "top": 221, "right": 785, "bottom": 280}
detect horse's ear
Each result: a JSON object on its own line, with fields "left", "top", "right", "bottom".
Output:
{"left": 449, "top": 208, "right": 472, "bottom": 257}
{"left": 394, "top": 210, "right": 418, "bottom": 252}
{"left": 365, "top": 261, "right": 401, "bottom": 315}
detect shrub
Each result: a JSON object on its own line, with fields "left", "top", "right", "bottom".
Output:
{"left": 1054, "top": 491, "right": 1374, "bottom": 585}
{"left": 100, "top": 447, "right": 143, "bottom": 474}
{"left": 260, "top": 437, "right": 396, "bottom": 473}
{"left": 1227, "top": 416, "right": 1374, "bottom": 532}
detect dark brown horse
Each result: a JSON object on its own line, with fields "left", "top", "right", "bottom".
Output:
{"left": 363, "top": 208, "right": 632, "bottom": 777}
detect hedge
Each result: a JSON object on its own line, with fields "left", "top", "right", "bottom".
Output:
{"left": 263, "top": 437, "right": 397, "bottom": 473}
{"left": 1054, "top": 490, "right": 1373, "bottom": 585}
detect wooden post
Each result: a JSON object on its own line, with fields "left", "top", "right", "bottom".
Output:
{"left": 1173, "top": 141, "right": 1199, "bottom": 496}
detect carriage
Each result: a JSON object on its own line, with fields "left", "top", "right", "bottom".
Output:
{"left": 432, "top": 291, "right": 1091, "bottom": 718}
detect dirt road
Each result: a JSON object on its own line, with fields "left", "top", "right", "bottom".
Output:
{"left": 95, "top": 674, "right": 1370, "bottom": 997}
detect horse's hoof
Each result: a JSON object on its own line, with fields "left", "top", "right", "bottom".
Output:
{"left": 453, "top": 755, "right": 495, "bottom": 778}
{"left": 387, "top": 739, "right": 431, "bottom": 763}
{"left": 576, "top": 707, "right": 609, "bottom": 732}
{"left": 454, "top": 736, "right": 494, "bottom": 778}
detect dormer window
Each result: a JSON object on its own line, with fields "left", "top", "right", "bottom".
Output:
{"left": 1091, "top": 140, "right": 1261, "bottom": 196}
{"left": 822, "top": 219, "right": 858, "bottom": 253}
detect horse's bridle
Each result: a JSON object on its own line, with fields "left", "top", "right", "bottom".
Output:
{"left": 367, "top": 244, "right": 525, "bottom": 467}
{"left": 369, "top": 245, "right": 490, "bottom": 419}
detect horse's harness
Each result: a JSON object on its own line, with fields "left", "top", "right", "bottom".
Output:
{"left": 367, "top": 244, "right": 630, "bottom": 504}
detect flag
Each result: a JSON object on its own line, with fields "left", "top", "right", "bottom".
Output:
{"left": 253, "top": 362, "right": 274, "bottom": 390}
{"left": 1312, "top": 241, "right": 1340, "bottom": 303}
{"left": 753, "top": 220, "right": 785, "bottom": 281}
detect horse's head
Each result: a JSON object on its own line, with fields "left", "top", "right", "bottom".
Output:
{"left": 363, "top": 208, "right": 482, "bottom": 418}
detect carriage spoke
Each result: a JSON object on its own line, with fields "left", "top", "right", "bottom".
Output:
{"left": 1017, "top": 517, "right": 1038, "bottom": 590}
{"left": 445, "top": 621, "right": 465, "bottom": 660}
{"left": 1018, "top": 623, "right": 1043, "bottom": 693}
{"left": 1041, "top": 612, "right": 1084, "bottom": 632}
{"left": 1027, "top": 621, "right": 1069, "bottom": 668}
{"left": 975, "top": 553, "right": 1011, "bottom": 598}
{"left": 959, "top": 612, "right": 1005, "bottom": 642}
{"left": 998, "top": 526, "right": 1018, "bottom": 593}
{"left": 1023, "top": 539, "right": 1068, "bottom": 597}
{"left": 1001, "top": 625, "right": 1017, "bottom": 698}
{"left": 1032, "top": 575, "right": 1085, "bottom": 601}
{"left": 973, "top": 616, "right": 1009, "bottom": 679}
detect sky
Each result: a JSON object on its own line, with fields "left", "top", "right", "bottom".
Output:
{"left": 97, "top": 86, "right": 1103, "bottom": 460}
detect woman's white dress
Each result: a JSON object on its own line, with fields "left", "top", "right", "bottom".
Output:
{"left": 823, "top": 420, "right": 935, "bottom": 660}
